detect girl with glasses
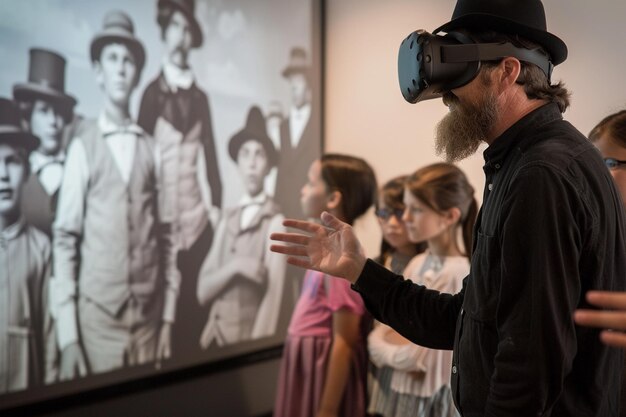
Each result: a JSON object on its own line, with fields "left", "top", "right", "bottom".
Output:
{"left": 367, "top": 163, "right": 476, "bottom": 417}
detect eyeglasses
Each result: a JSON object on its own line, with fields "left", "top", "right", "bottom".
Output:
{"left": 604, "top": 158, "right": 626, "bottom": 170}
{"left": 375, "top": 208, "right": 404, "bottom": 221}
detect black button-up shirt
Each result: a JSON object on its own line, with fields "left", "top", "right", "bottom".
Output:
{"left": 353, "top": 103, "right": 626, "bottom": 416}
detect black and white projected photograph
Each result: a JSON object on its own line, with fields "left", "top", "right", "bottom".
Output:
{"left": 0, "top": 0, "right": 322, "bottom": 409}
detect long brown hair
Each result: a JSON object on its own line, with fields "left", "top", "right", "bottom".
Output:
{"left": 589, "top": 110, "right": 626, "bottom": 147}
{"left": 320, "top": 153, "right": 377, "bottom": 225}
{"left": 377, "top": 175, "right": 427, "bottom": 264}
{"left": 405, "top": 163, "right": 478, "bottom": 258}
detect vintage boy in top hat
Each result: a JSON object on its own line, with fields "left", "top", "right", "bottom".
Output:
{"left": 196, "top": 106, "right": 286, "bottom": 347}
{"left": 13, "top": 48, "right": 77, "bottom": 237}
{"left": 52, "top": 11, "right": 179, "bottom": 379}
{"left": 0, "top": 98, "right": 52, "bottom": 393}
{"left": 137, "top": 0, "right": 222, "bottom": 360}
{"left": 274, "top": 47, "right": 321, "bottom": 221}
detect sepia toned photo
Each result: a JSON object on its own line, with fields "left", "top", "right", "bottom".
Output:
{"left": 0, "top": 0, "right": 322, "bottom": 409}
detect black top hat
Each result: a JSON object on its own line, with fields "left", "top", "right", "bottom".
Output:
{"left": 13, "top": 48, "right": 77, "bottom": 113}
{"left": 229, "top": 106, "right": 278, "bottom": 168}
{"left": 158, "top": 0, "right": 203, "bottom": 48}
{"left": 0, "top": 98, "right": 40, "bottom": 153}
{"left": 282, "top": 47, "right": 310, "bottom": 78}
{"left": 90, "top": 10, "right": 146, "bottom": 72}
{"left": 433, "top": 0, "right": 567, "bottom": 65}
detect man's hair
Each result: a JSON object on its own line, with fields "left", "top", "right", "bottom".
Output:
{"left": 470, "top": 30, "right": 571, "bottom": 113}
{"left": 589, "top": 110, "right": 626, "bottom": 148}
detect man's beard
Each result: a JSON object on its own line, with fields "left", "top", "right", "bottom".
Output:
{"left": 435, "top": 89, "right": 499, "bottom": 162}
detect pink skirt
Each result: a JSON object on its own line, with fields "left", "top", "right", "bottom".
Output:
{"left": 274, "top": 334, "right": 368, "bottom": 417}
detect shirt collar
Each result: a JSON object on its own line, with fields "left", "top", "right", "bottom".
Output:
{"left": 162, "top": 59, "right": 195, "bottom": 92}
{"left": 0, "top": 217, "right": 25, "bottom": 241}
{"left": 30, "top": 150, "right": 65, "bottom": 174}
{"left": 483, "top": 103, "right": 563, "bottom": 169}
{"left": 290, "top": 103, "right": 311, "bottom": 119}
{"left": 98, "top": 113, "right": 143, "bottom": 137}
{"left": 239, "top": 192, "right": 268, "bottom": 207}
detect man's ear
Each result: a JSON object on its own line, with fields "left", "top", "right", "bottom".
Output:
{"left": 498, "top": 57, "right": 522, "bottom": 90}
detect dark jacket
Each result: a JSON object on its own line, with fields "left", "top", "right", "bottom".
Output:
{"left": 353, "top": 103, "right": 626, "bottom": 416}
{"left": 274, "top": 106, "right": 321, "bottom": 220}
{"left": 138, "top": 73, "right": 222, "bottom": 208}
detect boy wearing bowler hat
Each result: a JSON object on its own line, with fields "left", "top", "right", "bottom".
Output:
{"left": 52, "top": 11, "right": 179, "bottom": 379}
{"left": 196, "top": 106, "right": 286, "bottom": 347}
{"left": 269, "top": 0, "right": 626, "bottom": 416}
{"left": 0, "top": 98, "right": 52, "bottom": 394}
{"left": 13, "top": 48, "right": 77, "bottom": 238}
{"left": 138, "top": 0, "right": 222, "bottom": 361}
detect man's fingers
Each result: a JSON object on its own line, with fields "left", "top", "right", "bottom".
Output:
{"left": 270, "top": 244, "right": 309, "bottom": 257}
{"left": 287, "top": 256, "right": 313, "bottom": 270}
{"left": 600, "top": 330, "right": 626, "bottom": 348}
{"left": 586, "top": 291, "right": 626, "bottom": 310}
{"left": 270, "top": 232, "right": 310, "bottom": 245}
{"left": 574, "top": 309, "right": 626, "bottom": 331}
{"left": 282, "top": 218, "right": 322, "bottom": 234}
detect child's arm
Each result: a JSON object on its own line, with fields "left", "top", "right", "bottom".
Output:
{"left": 251, "top": 215, "right": 287, "bottom": 338}
{"left": 317, "top": 309, "right": 361, "bottom": 417}
{"left": 196, "top": 219, "right": 266, "bottom": 306}
{"left": 52, "top": 138, "right": 89, "bottom": 379}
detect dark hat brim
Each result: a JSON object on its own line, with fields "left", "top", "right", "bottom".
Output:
{"left": 13, "top": 83, "right": 77, "bottom": 111}
{"left": 90, "top": 33, "right": 146, "bottom": 71}
{"left": 158, "top": 0, "right": 203, "bottom": 48}
{"left": 228, "top": 131, "right": 278, "bottom": 168}
{"left": 434, "top": 13, "right": 567, "bottom": 65}
{"left": 0, "top": 127, "right": 40, "bottom": 154}
{"left": 282, "top": 65, "right": 311, "bottom": 79}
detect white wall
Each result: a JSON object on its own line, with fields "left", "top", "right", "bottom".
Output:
{"left": 325, "top": 0, "right": 626, "bottom": 254}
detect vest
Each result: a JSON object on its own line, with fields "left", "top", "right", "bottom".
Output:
{"left": 203, "top": 199, "right": 280, "bottom": 345}
{"left": 77, "top": 121, "right": 161, "bottom": 317}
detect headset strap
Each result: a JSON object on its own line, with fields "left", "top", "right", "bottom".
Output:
{"left": 441, "top": 42, "right": 553, "bottom": 81}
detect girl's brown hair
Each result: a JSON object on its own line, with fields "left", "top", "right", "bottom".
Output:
{"left": 320, "top": 153, "right": 377, "bottom": 225}
{"left": 406, "top": 163, "right": 478, "bottom": 258}
{"left": 377, "top": 175, "right": 427, "bottom": 263}
{"left": 589, "top": 110, "right": 626, "bottom": 148}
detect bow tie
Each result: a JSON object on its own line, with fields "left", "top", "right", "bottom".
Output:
{"left": 30, "top": 153, "right": 65, "bottom": 175}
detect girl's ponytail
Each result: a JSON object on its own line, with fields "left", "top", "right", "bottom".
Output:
{"left": 462, "top": 198, "right": 478, "bottom": 258}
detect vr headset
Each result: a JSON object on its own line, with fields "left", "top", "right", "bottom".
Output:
{"left": 398, "top": 30, "right": 554, "bottom": 103}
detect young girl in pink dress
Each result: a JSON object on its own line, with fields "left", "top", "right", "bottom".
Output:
{"left": 273, "top": 154, "right": 378, "bottom": 417}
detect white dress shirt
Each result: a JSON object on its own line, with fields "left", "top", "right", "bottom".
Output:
{"left": 288, "top": 103, "right": 311, "bottom": 149}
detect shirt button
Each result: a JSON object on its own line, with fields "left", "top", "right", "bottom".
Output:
{"left": 488, "top": 183, "right": 493, "bottom": 191}
{"left": 495, "top": 163, "right": 501, "bottom": 169}
{"left": 452, "top": 365, "right": 457, "bottom": 374}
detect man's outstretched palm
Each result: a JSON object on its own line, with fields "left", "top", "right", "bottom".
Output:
{"left": 270, "top": 212, "right": 367, "bottom": 283}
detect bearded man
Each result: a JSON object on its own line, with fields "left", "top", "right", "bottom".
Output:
{"left": 268, "top": 0, "right": 626, "bottom": 416}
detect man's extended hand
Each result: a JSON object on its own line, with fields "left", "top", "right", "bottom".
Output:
{"left": 270, "top": 211, "right": 367, "bottom": 283}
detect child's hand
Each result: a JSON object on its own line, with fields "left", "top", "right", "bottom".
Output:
{"left": 270, "top": 212, "right": 367, "bottom": 283}
{"left": 155, "top": 322, "right": 172, "bottom": 369}
{"left": 59, "top": 342, "right": 88, "bottom": 380}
